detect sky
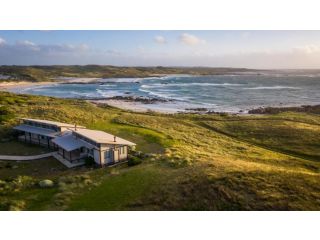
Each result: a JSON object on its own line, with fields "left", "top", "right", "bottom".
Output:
{"left": 1, "top": 31, "right": 320, "bottom": 68}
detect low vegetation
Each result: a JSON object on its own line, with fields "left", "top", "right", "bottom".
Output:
{"left": 0, "top": 65, "right": 252, "bottom": 82}
{"left": 0, "top": 140, "right": 50, "bottom": 155}
{"left": 0, "top": 91, "right": 319, "bottom": 210}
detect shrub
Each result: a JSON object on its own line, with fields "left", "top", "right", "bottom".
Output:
{"left": 13, "top": 176, "right": 35, "bottom": 188}
{"left": 128, "top": 156, "right": 142, "bottom": 166}
{"left": 8, "top": 200, "right": 26, "bottom": 211}
{"left": 85, "top": 156, "right": 95, "bottom": 166}
{"left": 0, "top": 106, "right": 13, "bottom": 123}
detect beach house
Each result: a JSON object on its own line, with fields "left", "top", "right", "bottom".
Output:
{"left": 14, "top": 118, "right": 136, "bottom": 166}
{"left": 52, "top": 128, "right": 136, "bottom": 165}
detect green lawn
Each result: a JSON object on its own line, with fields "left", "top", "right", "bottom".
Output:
{"left": 68, "top": 164, "right": 170, "bottom": 210}
{"left": 0, "top": 140, "right": 50, "bottom": 156}
{"left": 0, "top": 157, "right": 67, "bottom": 179}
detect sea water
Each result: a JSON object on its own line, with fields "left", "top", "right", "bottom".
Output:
{"left": 12, "top": 73, "right": 320, "bottom": 113}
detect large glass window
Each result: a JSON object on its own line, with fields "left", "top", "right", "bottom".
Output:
{"left": 104, "top": 150, "right": 111, "bottom": 159}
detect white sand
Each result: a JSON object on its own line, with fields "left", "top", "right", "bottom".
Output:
{"left": 90, "top": 99, "right": 180, "bottom": 114}
{"left": 0, "top": 81, "right": 58, "bottom": 91}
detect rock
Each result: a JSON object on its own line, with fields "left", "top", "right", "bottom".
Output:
{"left": 110, "top": 96, "right": 170, "bottom": 104}
{"left": 185, "top": 108, "right": 208, "bottom": 112}
{"left": 39, "top": 179, "right": 54, "bottom": 188}
{"left": 84, "top": 95, "right": 171, "bottom": 104}
{"left": 248, "top": 104, "right": 320, "bottom": 114}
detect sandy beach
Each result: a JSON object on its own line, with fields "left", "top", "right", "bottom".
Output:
{"left": 0, "top": 77, "right": 104, "bottom": 91}
{"left": 0, "top": 81, "right": 58, "bottom": 91}
{"left": 90, "top": 99, "right": 180, "bottom": 113}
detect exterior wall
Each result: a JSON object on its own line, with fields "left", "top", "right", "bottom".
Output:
{"left": 93, "top": 149, "right": 101, "bottom": 165}
{"left": 100, "top": 145, "right": 128, "bottom": 165}
{"left": 57, "top": 147, "right": 87, "bottom": 163}
{"left": 119, "top": 146, "right": 128, "bottom": 160}
{"left": 18, "top": 132, "right": 56, "bottom": 149}
{"left": 22, "top": 120, "right": 59, "bottom": 132}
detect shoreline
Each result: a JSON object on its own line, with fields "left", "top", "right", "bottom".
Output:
{"left": 90, "top": 99, "right": 181, "bottom": 113}
{"left": 2, "top": 80, "right": 320, "bottom": 115}
{"left": 0, "top": 81, "right": 59, "bottom": 91}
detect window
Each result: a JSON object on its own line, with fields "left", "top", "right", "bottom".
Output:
{"left": 104, "top": 150, "right": 111, "bottom": 159}
{"left": 89, "top": 149, "right": 94, "bottom": 156}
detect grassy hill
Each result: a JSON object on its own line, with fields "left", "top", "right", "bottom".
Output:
{"left": 0, "top": 91, "right": 319, "bottom": 210}
{"left": 0, "top": 65, "right": 253, "bottom": 82}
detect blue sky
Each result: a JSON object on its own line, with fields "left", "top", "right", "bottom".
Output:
{"left": 1, "top": 31, "right": 320, "bottom": 68}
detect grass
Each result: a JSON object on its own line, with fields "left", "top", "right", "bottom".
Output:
{"left": 0, "top": 65, "right": 251, "bottom": 82}
{"left": 0, "top": 157, "right": 67, "bottom": 179}
{"left": 200, "top": 118, "right": 320, "bottom": 161}
{"left": 0, "top": 140, "right": 50, "bottom": 156}
{"left": 68, "top": 164, "right": 170, "bottom": 210}
{"left": 0, "top": 91, "right": 319, "bottom": 210}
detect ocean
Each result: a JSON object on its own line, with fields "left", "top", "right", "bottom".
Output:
{"left": 12, "top": 73, "right": 320, "bottom": 113}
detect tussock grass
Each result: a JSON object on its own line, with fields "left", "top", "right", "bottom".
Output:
{"left": 0, "top": 91, "right": 320, "bottom": 210}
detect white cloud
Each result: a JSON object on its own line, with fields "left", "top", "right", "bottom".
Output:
{"left": 154, "top": 35, "right": 167, "bottom": 44}
{"left": 179, "top": 33, "right": 206, "bottom": 46}
{"left": 292, "top": 44, "right": 320, "bottom": 54}
{"left": 17, "top": 40, "right": 37, "bottom": 47}
{"left": 16, "top": 40, "right": 40, "bottom": 51}
{"left": 0, "top": 37, "right": 6, "bottom": 46}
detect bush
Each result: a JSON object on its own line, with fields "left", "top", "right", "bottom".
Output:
{"left": 8, "top": 200, "right": 26, "bottom": 211}
{"left": 85, "top": 156, "right": 95, "bottom": 166}
{"left": 0, "top": 106, "right": 13, "bottom": 123}
{"left": 128, "top": 156, "right": 142, "bottom": 166}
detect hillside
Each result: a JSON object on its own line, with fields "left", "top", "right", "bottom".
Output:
{"left": 0, "top": 91, "right": 319, "bottom": 210}
{"left": 0, "top": 65, "right": 253, "bottom": 82}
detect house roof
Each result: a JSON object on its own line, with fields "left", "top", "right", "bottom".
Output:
{"left": 21, "top": 118, "right": 85, "bottom": 128}
{"left": 52, "top": 132, "right": 89, "bottom": 151}
{"left": 13, "top": 124, "right": 58, "bottom": 137}
{"left": 72, "top": 128, "right": 136, "bottom": 146}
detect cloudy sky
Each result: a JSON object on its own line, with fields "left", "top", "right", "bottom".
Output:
{"left": 1, "top": 31, "right": 320, "bottom": 68}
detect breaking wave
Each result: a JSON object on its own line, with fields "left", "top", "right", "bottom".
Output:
{"left": 140, "top": 82, "right": 244, "bottom": 89}
{"left": 243, "top": 86, "right": 301, "bottom": 90}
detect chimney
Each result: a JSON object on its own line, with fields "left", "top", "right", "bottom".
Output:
{"left": 114, "top": 136, "right": 117, "bottom": 142}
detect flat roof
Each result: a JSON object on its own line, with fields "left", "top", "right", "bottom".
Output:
{"left": 72, "top": 128, "right": 136, "bottom": 146}
{"left": 13, "top": 124, "right": 58, "bottom": 137}
{"left": 21, "top": 118, "right": 85, "bottom": 128}
{"left": 52, "top": 132, "right": 88, "bottom": 151}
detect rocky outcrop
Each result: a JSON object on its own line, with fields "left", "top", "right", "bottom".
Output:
{"left": 248, "top": 105, "right": 320, "bottom": 114}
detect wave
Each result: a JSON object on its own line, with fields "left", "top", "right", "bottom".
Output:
{"left": 99, "top": 78, "right": 141, "bottom": 83}
{"left": 140, "top": 82, "right": 244, "bottom": 89}
{"left": 96, "top": 89, "right": 125, "bottom": 97}
{"left": 243, "top": 86, "right": 301, "bottom": 90}
{"left": 139, "top": 87, "right": 192, "bottom": 101}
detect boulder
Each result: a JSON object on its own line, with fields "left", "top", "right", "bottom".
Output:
{"left": 39, "top": 179, "right": 54, "bottom": 188}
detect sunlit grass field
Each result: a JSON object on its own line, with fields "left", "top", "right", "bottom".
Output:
{"left": 0, "top": 91, "right": 319, "bottom": 210}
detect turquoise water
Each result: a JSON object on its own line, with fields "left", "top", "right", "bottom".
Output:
{"left": 14, "top": 74, "right": 320, "bottom": 113}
